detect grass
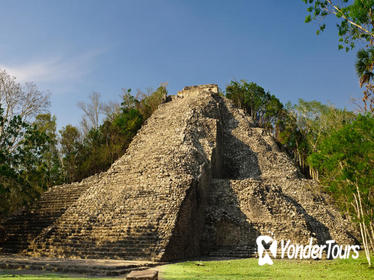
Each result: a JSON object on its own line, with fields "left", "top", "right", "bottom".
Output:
{"left": 160, "top": 255, "right": 374, "bottom": 280}
{"left": 0, "top": 256, "right": 373, "bottom": 280}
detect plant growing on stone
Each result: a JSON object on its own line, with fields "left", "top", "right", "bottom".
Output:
{"left": 226, "top": 80, "right": 284, "bottom": 129}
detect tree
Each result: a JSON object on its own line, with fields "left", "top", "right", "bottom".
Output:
{"left": 59, "top": 84, "right": 167, "bottom": 183}
{"left": 356, "top": 47, "right": 374, "bottom": 112}
{"left": 59, "top": 125, "right": 81, "bottom": 183}
{"left": 225, "top": 80, "right": 357, "bottom": 179}
{"left": 78, "top": 92, "right": 104, "bottom": 136}
{"left": 303, "top": 0, "right": 374, "bottom": 51}
{"left": 308, "top": 114, "right": 374, "bottom": 266}
{"left": 226, "top": 80, "right": 284, "bottom": 128}
{"left": 121, "top": 89, "right": 138, "bottom": 110}
{"left": 302, "top": 1, "right": 374, "bottom": 109}
{"left": 286, "top": 99, "right": 355, "bottom": 177}
{"left": 0, "top": 69, "right": 50, "bottom": 153}
{"left": 136, "top": 85, "right": 167, "bottom": 119}
{"left": 75, "top": 91, "right": 145, "bottom": 180}
{"left": 102, "top": 100, "right": 121, "bottom": 122}
{"left": 0, "top": 69, "right": 54, "bottom": 218}
{"left": 33, "top": 114, "right": 63, "bottom": 186}
{"left": 113, "top": 107, "right": 143, "bottom": 142}
{"left": 0, "top": 105, "right": 52, "bottom": 217}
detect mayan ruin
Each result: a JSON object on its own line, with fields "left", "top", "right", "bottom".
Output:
{"left": 0, "top": 84, "right": 358, "bottom": 263}
{"left": 2, "top": 2, "right": 374, "bottom": 278}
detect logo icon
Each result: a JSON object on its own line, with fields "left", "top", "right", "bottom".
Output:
{"left": 255, "top": 236, "right": 360, "bottom": 266}
{"left": 256, "top": 235, "right": 278, "bottom": 265}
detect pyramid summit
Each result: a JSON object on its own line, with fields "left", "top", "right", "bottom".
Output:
{"left": 0, "top": 84, "right": 357, "bottom": 261}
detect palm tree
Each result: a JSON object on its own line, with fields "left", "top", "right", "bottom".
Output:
{"left": 356, "top": 48, "right": 374, "bottom": 113}
{"left": 356, "top": 48, "right": 374, "bottom": 88}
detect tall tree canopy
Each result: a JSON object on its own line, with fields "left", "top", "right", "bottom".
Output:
{"left": 226, "top": 80, "right": 284, "bottom": 129}
{"left": 303, "top": 0, "right": 374, "bottom": 50}
{"left": 303, "top": 0, "right": 374, "bottom": 113}
{"left": 0, "top": 106, "right": 53, "bottom": 217}
{"left": 308, "top": 114, "right": 374, "bottom": 265}
{"left": 59, "top": 84, "right": 168, "bottom": 183}
{"left": 0, "top": 70, "right": 53, "bottom": 218}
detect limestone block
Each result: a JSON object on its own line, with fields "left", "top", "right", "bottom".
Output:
{"left": 126, "top": 269, "right": 158, "bottom": 280}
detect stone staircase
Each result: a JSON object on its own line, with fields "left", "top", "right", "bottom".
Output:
{"left": 0, "top": 176, "right": 99, "bottom": 254}
{"left": 21, "top": 85, "right": 222, "bottom": 261}
{"left": 26, "top": 191, "right": 172, "bottom": 260}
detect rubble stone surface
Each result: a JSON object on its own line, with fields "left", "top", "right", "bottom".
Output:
{"left": 0, "top": 84, "right": 358, "bottom": 261}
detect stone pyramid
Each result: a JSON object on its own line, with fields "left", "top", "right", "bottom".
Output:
{"left": 0, "top": 84, "right": 357, "bottom": 261}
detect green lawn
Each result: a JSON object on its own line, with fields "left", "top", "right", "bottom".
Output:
{"left": 0, "top": 256, "right": 373, "bottom": 280}
{"left": 160, "top": 255, "right": 374, "bottom": 280}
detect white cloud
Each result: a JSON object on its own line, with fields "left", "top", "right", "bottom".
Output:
{"left": 0, "top": 49, "right": 103, "bottom": 84}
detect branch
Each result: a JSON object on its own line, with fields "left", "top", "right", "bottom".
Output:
{"left": 327, "top": 0, "right": 374, "bottom": 39}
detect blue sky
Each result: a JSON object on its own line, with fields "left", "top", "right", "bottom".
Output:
{"left": 0, "top": 0, "right": 362, "bottom": 128}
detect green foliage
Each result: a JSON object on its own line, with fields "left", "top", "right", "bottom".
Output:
{"left": 355, "top": 48, "right": 374, "bottom": 112}
{"left": 0, "top": 106, "right": 53, "bottom": 217}
{"left": 291, "top": 99, "right": 354, "bottom": 149}
{"left": 303, "top": 0, "right": 374, "bottom": 51}
{"left": 225, "top": 80, "right": 307, "bottom": 169}
{"left": 226, "top": 80, "right": 284, "bottom": 128}
{"left": 225, "top": 81, "right": 356, "bottom": 177}
{"left": 308, "top": 114, "right": 374, "bottom": 220}
{"left": 307, "top": 114, "right": 374, "bottom": 264}
{"left": 356, "top": 47, "right": 374, "bottom": 87}
{"left": 59, "top": 125, "right": 82, "bottom": 183}
{"left": 59, "top": 85, "right": 167, "bottom": 183}
{"left": 33, "top": 114, "right": 63, "bottom": 187}
{"left": 227, "top": 78, "right": 373, "bottom": 263}
{"left": 303, "top": 1, "right": 374, "bottom": 113}
{"left": 137, "top": 85, "right": 167, "bottom": 119}
{"left": 284, "top": 99, "right": 354, "bottom": 174}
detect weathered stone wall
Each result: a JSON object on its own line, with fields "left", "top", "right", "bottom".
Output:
{"left": 201, "top": 98, "right": 358, "bottom": 257}
{"left": 25, "top": 85, "right": 222, "bottom": 261}
{"left": 0, "top": 84, "right": 358, "bottom": 261}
